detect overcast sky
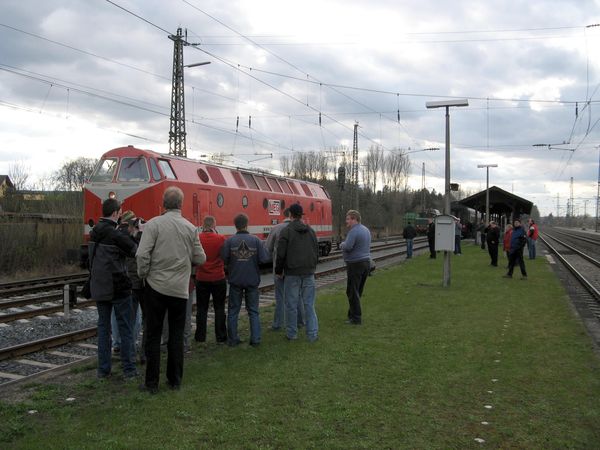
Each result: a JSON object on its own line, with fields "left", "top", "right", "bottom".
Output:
{"left": 1, "top": 0, "right": 599, "bottom": 216}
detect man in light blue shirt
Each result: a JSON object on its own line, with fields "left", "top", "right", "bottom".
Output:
{"left": 340, "top": 209, "right": 371, "bottom": 325}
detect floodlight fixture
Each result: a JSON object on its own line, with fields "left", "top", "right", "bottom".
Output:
{"left": 426, "top": 99, "right": 469, "bottom": 109}
{"left": 185, "top": 61, "right": 211, "bottom": 68}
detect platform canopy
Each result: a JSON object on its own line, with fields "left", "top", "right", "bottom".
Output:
{"left": 458, "top": 186, "right": 533, "bottom": 219}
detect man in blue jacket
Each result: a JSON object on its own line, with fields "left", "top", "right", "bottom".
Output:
{"left": 340, "top": 209, "right": 371, "bottom": 325}
{"left": 221, "top": 213, "right": 270, "bottom": 347}
{"left": 504, "top": 218, "right": 528, "bottom": 279}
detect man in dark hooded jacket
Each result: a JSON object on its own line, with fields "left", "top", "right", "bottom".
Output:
{"left": 275, "top": 203, "right": 319, "bottom": 342}
{"left": 504, "top": 218, "right": 528, "bottom": 279}
{"left": 89, "top": 198, "right": 138, "bottom": 379}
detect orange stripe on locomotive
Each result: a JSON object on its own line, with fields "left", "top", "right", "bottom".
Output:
{"left": 83, "top": 146, "right": 333, "bottom": 255}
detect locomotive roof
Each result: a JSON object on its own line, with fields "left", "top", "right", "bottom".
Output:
{"left": 103, "top": 146, "right": 326, "bottom": 189}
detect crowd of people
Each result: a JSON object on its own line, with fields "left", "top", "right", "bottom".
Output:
{"left": 410, "top": 214, "right": 539, "bottom": 278}
{"left": 87, "top": 187, "right": 372, "bottom": 393}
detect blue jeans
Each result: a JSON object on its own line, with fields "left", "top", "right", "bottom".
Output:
{"left": 96, "top": 296, "right": 137, "bottom": 378}
{"left": 272, "top": 275, "right": 305, "bottom": 329}
{"left": 284, "top": 275, "right": 318, "bottom": 340}
{"left": 227, "top": 285, "right": 261, "bottom": 345}
{"left": 528, "top": 238, "right": 536, "bottom": 259}
{"left": 111, "top": 300, "right": 141, "bottom": 350}
{"left": 406, "top": 239, "right": 414, "bottom": 258}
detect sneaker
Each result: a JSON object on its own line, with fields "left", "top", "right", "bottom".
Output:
{"left": 285, "top": 335, "right": 298, "bottom": 341}
{"left": 308, "top": 336, "right": 319, "bottom": 343}
{"left": 521, "top": 276, "right": 528, "bottom": 280}
{"left": 270, "top": 326, "right": 281, "bottom": 331}
{"left": 502, "top": 275, "right": 512, "bottom": 279}
{"left": 249, "top": 341, "right": 260, "bottom": 347}
{"left": 166, "top": 381, "right": 181, "bottom": 391}
{"left": 112, "top": 347, "right": 120, "bottom": 354}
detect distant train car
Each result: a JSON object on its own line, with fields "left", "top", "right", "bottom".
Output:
{"left": 81, "top": 146, "right": 333, "bottom": 261}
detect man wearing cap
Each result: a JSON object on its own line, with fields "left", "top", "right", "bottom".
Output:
{"left": 275, "top": 203, "right": 319, "bottom": 342}
{"left": 340, "top": 209, "right": 371, "bottom": 325}
{"left": 265, "top": 207, "right": 305, "bottom": 331}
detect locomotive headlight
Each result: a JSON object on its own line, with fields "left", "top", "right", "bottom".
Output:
{"left": 108, "top": 191, "right": 117, "bottom": 199}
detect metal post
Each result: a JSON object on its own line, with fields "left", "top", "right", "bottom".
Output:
{"left": 425, "top": 98, "right": 468, "bottom": 288}
{"left": 63, "top": 284, "right": 70, "bottom": 319}
{"left": 443, "top": 106, "right": 451, "bottom": 287}
{"left": 485, "top": 167, "right": 490, "bottom": 223}
{"left": 596, "top": 145, "right": 600, "bottom": 233}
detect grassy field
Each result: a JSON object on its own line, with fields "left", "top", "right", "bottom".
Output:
{"left": 2, "top": 243, "right": 600, "bottom": 449}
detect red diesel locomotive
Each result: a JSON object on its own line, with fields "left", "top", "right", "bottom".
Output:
{"left": 82, "top": 145, "right": 333, "bottom": 255}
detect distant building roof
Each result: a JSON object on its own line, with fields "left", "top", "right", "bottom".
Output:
{"left": 0, "top": 175, "right": 14, "bottom": 188}
{"left": 458, "top": 186, "right": 533, "bottom": 217}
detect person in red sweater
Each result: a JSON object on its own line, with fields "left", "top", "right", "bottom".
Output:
{"left": 503, "top": 224, "right": 513, "bottom": 266}
{"left": 195, "top": 216, "right": 227, "bottom": 344}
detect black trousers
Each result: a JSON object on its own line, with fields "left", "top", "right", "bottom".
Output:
{"left": 488, "top": 242, "right": 499, "bottom": 266}
{"left": 144, "top": 283, "right": 187, "bottom": 388}
{"left": 507, "top": 249, "right": 527, "bottom": 277}
{"left": 346, "top": 260, "right": 370, "bottom": 324}
{"left": 195, "top": 279, "right": 227, "bottom": 343}
{"left": 428, "top": 237, "right": 436, "bottom": 258}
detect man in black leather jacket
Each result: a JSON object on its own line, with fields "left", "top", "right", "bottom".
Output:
{"left": 89, "top": 198, "right": 138, "bottom": 380}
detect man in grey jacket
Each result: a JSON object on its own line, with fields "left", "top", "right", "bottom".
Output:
{"left": 137, "top": 186, "right": 206, "bottom": 393}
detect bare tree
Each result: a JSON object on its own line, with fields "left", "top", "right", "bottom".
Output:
{"left": 8, "top": 160, "right": 30, "bottom": 191}
{"left": 384, "top": 151, "right": 410, "bottom": 192}
{"left": 364, "top": 145, "right": 384, "bottom": 192}
{"left": 52, "top": 157, "right": 98, "bottom": 191}
{"left": 292, "top": 152, "right": 308, "bottom": 180}
{"left": 279, "top": 155, "right": 291, "bottom": 176}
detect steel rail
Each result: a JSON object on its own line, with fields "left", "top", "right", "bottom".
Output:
{"left": 0, "top": 299, "right": 96, "bottom": 324}
{"left": 548, "top": 229, "right": 600, "bottom": 247}
{"left": 541, "top": 233, "right": 600, "bottom": 268}
{"left": 539, "top": 235, "right": 600, "bottom": 302}
{"left": 0, "top": 276, "right": 87, "bottom": 298}
{"left": 0, "top": 327, "right": 98, "bottom": 362}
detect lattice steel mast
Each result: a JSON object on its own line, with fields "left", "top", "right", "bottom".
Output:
{"left": 169, "top": 28, "right": 187, "bottom": 157}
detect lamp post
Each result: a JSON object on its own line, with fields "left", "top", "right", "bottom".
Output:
{"left": 426, "top": 99, "right": 468, "bottom": 287}
{"left": 477, "top": 164, "right": 498, "bottom": 225}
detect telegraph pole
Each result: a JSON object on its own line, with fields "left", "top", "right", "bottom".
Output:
{"left": 169, "top": 28, "right": 187, "bottom": 157}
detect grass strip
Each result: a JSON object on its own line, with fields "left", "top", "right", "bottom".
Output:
{"left": 2, "top": 243, "right": 600, "bottom": 449}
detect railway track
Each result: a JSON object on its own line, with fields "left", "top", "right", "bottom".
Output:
{"left": 0, "top": 273, "right": 87, "bottom": 298}
{"left": 539, "top": 233, "right": 600, "bottom": 327}
{"left": 0, "top": 239, "right": 426, "bottom": 389}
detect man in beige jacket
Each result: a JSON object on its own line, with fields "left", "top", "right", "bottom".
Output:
{"left": 137, "top": 186, "right": 206, "bottom": 393}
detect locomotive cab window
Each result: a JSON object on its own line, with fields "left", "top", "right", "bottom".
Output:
{"left": 150, "top": 158, "right": 161, "bottom": 181}
{"left": 90, "top": 157, "right": 118, "bottom": 182}
{"left": 118, "top": 157, "right": 149, "bottom": 182}
{"left": 158, "top": 159, "right": 176, "bottom": 179}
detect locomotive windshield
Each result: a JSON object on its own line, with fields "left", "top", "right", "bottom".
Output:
{"left": 118, "top": 157, "right": 149, "bottom": 182}
{"left": 90, "top": 157, "right": 118, "bottom": 182}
